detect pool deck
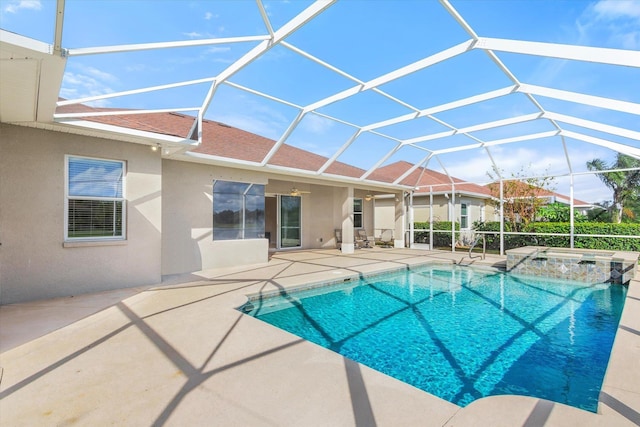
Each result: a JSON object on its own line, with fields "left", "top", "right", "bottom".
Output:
{"left": 1, "top": 248, "right": 639, "bottom": 426}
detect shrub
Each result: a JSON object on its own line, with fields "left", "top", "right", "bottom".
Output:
{"left": 472, "top": 221, "right": 640, "bottom": 251}
{"left": 413, "top": 221, "right": 460, "bottom": 247}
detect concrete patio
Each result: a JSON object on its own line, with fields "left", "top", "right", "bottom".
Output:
{"left": 1, "top": 248, "right": 639, "bottom": 426}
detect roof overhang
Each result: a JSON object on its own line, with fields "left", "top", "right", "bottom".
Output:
{"left": 0, "top": 30, "right": 66, "bottom": 123}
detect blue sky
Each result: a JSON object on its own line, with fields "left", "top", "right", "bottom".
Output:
{"left": 2, "top": 0, "right": 639, "bottom": 204}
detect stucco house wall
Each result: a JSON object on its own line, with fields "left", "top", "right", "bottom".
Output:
{"left": 162, "top": 160, "right": 271, "bottom": 275}
{"left": 0, "top": 123, "right": 392, "bottom": 302}
{"left": 0, "top": 124, "right": 162, "bottom": 304}
{"left": 161, "top": 162, "right": 367, "bottom": 274}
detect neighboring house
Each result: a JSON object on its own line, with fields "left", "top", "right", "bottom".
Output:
{"left": 532, "top": 189, "right": 593, "bottom": 216}
{"left": 485, "top": 181, "right": 593, "bottom": 219}
{"left": 371, "top": 161, "right": 499, "bottom": 245}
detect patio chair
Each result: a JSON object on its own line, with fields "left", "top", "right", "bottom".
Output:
{"left": 379, "top": 229, "right": 393, "bottom": 248}
{"left": 356, "top": 229, "right": 372, "bottom": 248}
{"left": 334, "top": 229, "right": 342, "bottom": 250}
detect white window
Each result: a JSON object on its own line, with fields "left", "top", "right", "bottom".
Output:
{"left": 460, "top": 202, "right": 469, "bottom": 229}
{"left": 354, "top": 198, "right": 363, "bottom": 228}
{"left": 65, "top": 155, "right": 126, "bottom": 240}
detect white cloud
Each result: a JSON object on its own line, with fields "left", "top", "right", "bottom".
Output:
{"left": 577, "top": 0, "right": 640, "bottom": 49}
{"left": 206, "top": 46, "right": 231, "bottom": 54}
{"left": 83, "top": 66, "right": 119, "bottom": 84}
{"left": 299, "top": 114, "right": 334, "bottom": 134}
{"left": 614, "top": 31, "right": 640, "bottom": 49}
{"left": 214, "top": 113, "right": 281, "bottom": 140}
{"left": 204, "top": 12, "right": 219, "bottom": 20}
{"left": 3, "top": 0, "right": 41, "bottom": 13}
{"left": 211, "top": 94, "right": 293, "bottom": 140}
{"left": 592, "top": 0, "right": 640, "bottom": 22}
{"left": 125, "top": 64, "right": 147, "bottom": 72}
{"left": 439, "top": 142, "right": 615, "bottom": 203}
{"left": 60, "top": 66, "right": 118, "bottom": 106}
{"left": 183, "top": 31, "right": 203, "bottom": 38}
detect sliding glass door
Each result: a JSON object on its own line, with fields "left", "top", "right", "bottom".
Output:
{"left": 279, "top": 195, "right": 301, "bottom": 248}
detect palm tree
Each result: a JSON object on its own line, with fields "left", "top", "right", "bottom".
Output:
{"left": 587, "top": 154, "right": 640, "bottom": 223}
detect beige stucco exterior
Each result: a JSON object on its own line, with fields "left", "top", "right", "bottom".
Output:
{"left": 0, "top": 123, "right": 162, "bottom": 304}
{"left": 1, "top": 123, "right": 403, "bottom": 302}
{"left": 160, "top": 161, "right": 383, "bottom": 274}
{"left": 160, "top": 159, "right": 270, "bottom": 275}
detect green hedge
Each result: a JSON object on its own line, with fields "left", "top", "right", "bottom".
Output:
{"left": 413, "top": 222, "right": 460, "bottom": 247}
{"left": 472, "top": 221, "right": 640, "bottom": 251}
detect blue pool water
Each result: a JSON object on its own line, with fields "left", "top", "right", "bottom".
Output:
{"left": 241, "top": 265, "right": 627, "bottom": 411}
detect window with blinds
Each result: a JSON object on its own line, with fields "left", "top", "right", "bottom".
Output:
{"left": 65, "top": 155, "right": 126, "bottom": 240}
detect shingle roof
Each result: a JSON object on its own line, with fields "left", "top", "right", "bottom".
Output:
{"left": 370, "top": 161, "right": 492, "bottom": 197}
{"left": 56, "top": 103, "right": 368, "bottom": 179}
{"left": 54, "top": 104, "right": 588, "bottom": 205}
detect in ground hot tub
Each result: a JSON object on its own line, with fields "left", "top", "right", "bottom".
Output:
{"left": 506, "top": 246, "right": 638, "bottom": 284}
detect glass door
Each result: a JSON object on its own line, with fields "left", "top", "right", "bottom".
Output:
{"left": 279, "top": 195, "right": 301, "bottom": 248}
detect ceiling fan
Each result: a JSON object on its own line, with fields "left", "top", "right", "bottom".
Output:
{"left": 289, "top": 187, "right": 311, "bottom": 196}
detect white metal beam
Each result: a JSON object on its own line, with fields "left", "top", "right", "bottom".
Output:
{"left": 361, "top": 112, "right": 420, "bottom": 132}
{"left": 67, "top": 35, "right": 270, "bottom": 56}
{"left": 360, "top": 143, "right": 403, "bottom": 180}
{"left": 361, "top": 86, "right": 515, "bottom": 132}
{"left": 475, "top": 37, "right": 640, "bottom": 68}
{"left": 201, "top": 0, "right": 336, "bottom": 129}
{"left": 217, "top": 1, "right": 336, "bottom": 86}
{"left": 401, "top": 112, "right": 544, "bottom": 147}
{"left": 54, "top": 107, "right": 200, "bottom": 119}
{"left": 419, "top": 86, "right": 517, "bottom": 117}
{"left": 432, "top": 142, "right": 483, "bottom": 155}
{"left": 260, "top": 111, "right": 306, "bottom": 166}
{"left": 457, "top": 112, "right": 541, "bottom": 134}
{"left": 363, "top": 40, "right": 475, "bottom": 90}
{"left": 403, "top": 130, "right": 456, "bottom": 145}
{"left": 256, "top": 0, "right": 275, "bottom": 38}
{"left": 303, "top": 85, "right": 364, "bottom": 113}
{"left": 281, "top": 41, "right": 363, "bottom": 84}
{"left": 317, "top": 129, "right": 362, "bottom": 174}
{"left": 544, "top": 112, "right": 640, "bottom": 141}
{"left": 53, "top": 0, "right": 65, "bottom": 56}
{"left": 393, "top": 153, "right": 433, "bottom": 185}
{"left": 438, "top": 0, "right": 479, "bottom": 39}
{"left": 519, "top": 84, "right": 640, "bottom": 115}
{"left": 481, "top": 130, "right": 560, "bottom": 147}
{"left": 561, "top": 130, "right": 640, "bottom": 158}
{"left": 224, "top": 81, "right": 302, "bottom": 110}
{"left": 303, "top": 40, "right": 474, "bottom": 113}
{"left": 57, "top": 77, "right": 215, "bottom": 107}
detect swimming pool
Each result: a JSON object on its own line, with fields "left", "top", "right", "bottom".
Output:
{"left": 240, "top": 264, "right": 627, "bottom": 412}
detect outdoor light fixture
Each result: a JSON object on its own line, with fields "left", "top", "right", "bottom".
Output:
{"left": 365, "top": 194, "right": 373, "bottom": 201}
{"left": 289, "top": 186, "right": 310, "bottom": 196}
{"left": 151, "top": 143, "right": 160, "bottom": 152}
